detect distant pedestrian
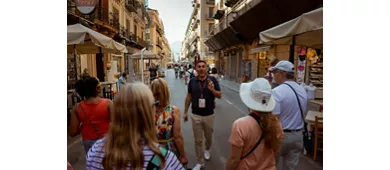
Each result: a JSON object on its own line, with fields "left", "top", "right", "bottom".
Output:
{"left": 271, "top": 61, "right": 308, "bottom": 170}
{"left": 151, "top": 78, "right": 188, "bottom": 166}
{"left": 180, "top": 65, "right": 185, "bottom": 79}
{"left": 184, "top": 60, "right": 222, "bottom": 170}
{"left": 149, "top": 63, "right": 159, "bottom": 83}
{"left": 86, "top": 83, "right": 184, "bottom": 170}
{"left": 209, "top": 68, "right": 219, "bottom": 80}
{"left": 118, "top": 72, "right": 127, "bottom": 90}
{"left": 185, "top": 64, "right": 197, "bottom": 85}
{"left": 69, "top": 77, "right": 114, "bottom": 154}
{"left": 226, "top": 78, "right": 284, "bottom": 170}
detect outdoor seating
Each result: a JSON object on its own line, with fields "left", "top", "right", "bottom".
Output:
{"left": 311, "top": 116, "right": 323, "bottom": 161}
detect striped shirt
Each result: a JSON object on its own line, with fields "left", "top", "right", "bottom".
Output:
{"left": 86, "top": 138, "right": 184, "bottom": 170}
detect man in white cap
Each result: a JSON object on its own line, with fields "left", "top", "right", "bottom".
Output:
{"left": 271, "top": 60, "right": 308, "bottom": 170}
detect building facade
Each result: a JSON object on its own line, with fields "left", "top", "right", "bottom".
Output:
{"left": 146, "top": 8, "right": 171, "bottom": 68}
{"left": 204, "top": 0, "right": 322, "bottom": 85}
{"left": 67, "top": 0, "right": 162, "bottom": 87}
{"left": 180, "top": 0, "right": 216, "bottom": 65}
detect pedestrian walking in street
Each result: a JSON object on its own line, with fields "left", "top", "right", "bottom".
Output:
{"left": 118, "top": 72, "right": 128, "bottom": 90}
{"left": 150, "top": 78, "right": 188, "bottom": 165}
{"left": 86, "top": 83, "right": 184, "bottom": 170}
{"left": 184, "top": 60, "right": 222, "bottom": 170}
{"left": 175, "top": 65, "right": 180, "bottom": 79}
{"left": 69, "top": 77, "right": 114, "bottom": 154}
{"left": 149, "top": 63, "right": 159, "bottom": 83}
{"left": 271, "top": 61, "right": 308, "bottom": 170}
{"left": 209, "top": 68, "right": 219, "bottom": 80}
{"left": 226, "top": 78, "right": 284, "bottom": 170}
{"left": 185, "top": 64, "right": 197, "bottom": 85}
{"left": 180, "top": 64, "right": 185, "bottom": 79}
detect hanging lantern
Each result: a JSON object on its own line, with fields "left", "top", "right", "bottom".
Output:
{"left": 259, "top": 52, "right": 266, "bottom": 60}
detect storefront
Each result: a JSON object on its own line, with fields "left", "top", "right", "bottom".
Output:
{"left": 258, "top": 7, "right": 323, "bottom": 110}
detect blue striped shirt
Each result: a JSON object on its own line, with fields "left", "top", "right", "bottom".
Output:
{"left": 86, "top": 138, "right": 184, "bottom": 170}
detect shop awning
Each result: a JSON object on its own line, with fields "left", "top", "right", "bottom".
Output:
{"left": 67, "top": 24, "right": 128, "bottom": 54}
{"left": 259, "top": 7, "right": 323, "bottom": 48}
{"left": 204, "top": 27, "right": 241, "bottom": 52}
{"left": 130, "top": 50, "right": 160, "bottom": 59}
{"left": 230, "top": 0, "right": 323, "bottom": 41}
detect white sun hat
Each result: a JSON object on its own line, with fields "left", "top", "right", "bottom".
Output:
{"left": 239, "top": 78, "right": 276, "bottom": 112}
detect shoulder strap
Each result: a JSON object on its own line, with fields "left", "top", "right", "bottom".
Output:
{"left": 146, "top": 146, "right": 168, "bottom": 170}
{"left": 78, "top": 103, "right": 103, "bottom": 139}
{"left": 283, "top": 83, "right": 308, "bottom": 132}
{"left": 241, "top": 113, "right": 263, "bottom": 160}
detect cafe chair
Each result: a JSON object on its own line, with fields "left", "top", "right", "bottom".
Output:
{"left": 311, "top": 116, "right": 323, "bottom": 161}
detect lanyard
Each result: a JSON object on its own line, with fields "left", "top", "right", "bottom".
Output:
{"left": 197, "top": 79, "right": 208, "bottom": 98}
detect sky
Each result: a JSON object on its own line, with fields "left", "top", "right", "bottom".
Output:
{"left": 148, "top": 0, "right": 193, "bottom": 60}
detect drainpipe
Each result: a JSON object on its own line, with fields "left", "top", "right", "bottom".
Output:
{"left": 140, "top": 47, "right": 147, "bottom": 83}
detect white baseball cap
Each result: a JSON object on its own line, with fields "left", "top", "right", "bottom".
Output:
{"left": 272, "top": 60, "right": 294, "bottom": 73}
{"left": 239, "top": 78, "right": 276, "bottom": 112}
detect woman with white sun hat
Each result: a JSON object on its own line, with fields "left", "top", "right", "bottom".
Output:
{"left": 226, "top": 78, "right": 284, "bottom": 170}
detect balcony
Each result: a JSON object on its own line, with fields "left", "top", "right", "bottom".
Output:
{"left": 137, "top": 36, "right": 149, "bottom": 48}
{"left": 206, "top": 0, "right": 215, "bottom": 5}
{"left": 67, "top": 6, "right": 120, "bottom": 32}
{"left": 156, "top": 39, "right": 163, "bottom": 49}
{"left": 192, "top": 0, "right": 200, "bottom": 8}
{"left": 213, "top": 10, "right": 225, "bottom": 20}
{"left": 156, "top": 26, "right": 164, "bottom": 35}
{"left": 225, "top": 0, "right": 240, "bottom": 7}
{"left": 125, "top": 0, "right": 139, "bottom": 13}
{"left": 92, "top": 8, "right": 120, "bottom": 30}
{"left": 125, "top": 0, "right": 145, "bottom": 19}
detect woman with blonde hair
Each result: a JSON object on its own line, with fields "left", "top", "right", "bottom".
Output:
{"left": 86, "top": 83, "right": 184, "bottom": 170}
{"left": 226, "top": 78, "right": 284, "bottom": 170}
{"left": 150, "top": 78, "right": 188, "bottom": 165}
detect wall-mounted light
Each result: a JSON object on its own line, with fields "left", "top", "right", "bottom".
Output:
{"left": 231, "top": 49, "right": 237, "bottom": 56}
{"left": 224, "top": 51, "right": 228, "bottom": 56}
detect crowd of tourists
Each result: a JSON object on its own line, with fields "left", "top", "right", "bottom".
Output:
{"left": 67, "top": 60, "right": 308, "bottom": 170}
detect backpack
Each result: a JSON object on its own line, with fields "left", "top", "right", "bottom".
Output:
{"left": 146, "top": 146, "right": 168, "bottom": 170}
{"left": 187, "top": 70, "right": 195, "bottom": 79}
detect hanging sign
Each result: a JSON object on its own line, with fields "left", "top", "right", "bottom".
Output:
{"left": 75, "top": 0, "right": 98, "bottom": 15}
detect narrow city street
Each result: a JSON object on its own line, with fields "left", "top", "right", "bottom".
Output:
{"left": 67, "top": 69, "right": 323, "bottom": 170}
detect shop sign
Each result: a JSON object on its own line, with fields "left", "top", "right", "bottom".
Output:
{"left": 75, "top": 0, "right": 98, "bottom": 15}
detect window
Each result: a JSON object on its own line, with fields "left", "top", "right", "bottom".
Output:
{"left": 209, "top": 7, "right": 214, "bottom": 18}
{"left": 126, "top": 19, "right": 131, "bottom": 32}
{"left": 134, "top": 20, "right": 138, "bottom": 36}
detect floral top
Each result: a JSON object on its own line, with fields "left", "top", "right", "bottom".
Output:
{"left": 154, "top": 105, "right": 178, "bottom": 156}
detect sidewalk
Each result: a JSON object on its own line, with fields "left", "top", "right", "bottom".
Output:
{"left": 219, "top": 79, "right": 240, "bottom": 92}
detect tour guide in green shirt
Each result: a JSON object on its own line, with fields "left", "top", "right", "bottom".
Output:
{"left": 184, "top": 60, "right": 222, "bottom": 170}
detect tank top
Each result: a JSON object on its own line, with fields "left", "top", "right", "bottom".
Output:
{"left": 77, "top": 99, "right": 110, "bottom": 140}
{"left": 154, "top": 105, "right": 178, "bottom": 156}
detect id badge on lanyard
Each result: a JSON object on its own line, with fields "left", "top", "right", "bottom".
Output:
{"left": 198, "top": 80, "right": 207, "bottom": 108}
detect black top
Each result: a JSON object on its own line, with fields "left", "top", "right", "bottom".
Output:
{"left": 188, "top": 76, "right": 221, "bottom": 116}
{"left": 149, "top": 68, "right": 158, "bottom": 78}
